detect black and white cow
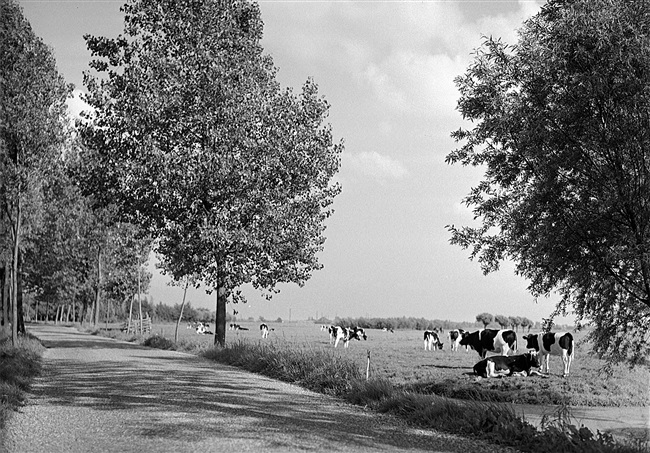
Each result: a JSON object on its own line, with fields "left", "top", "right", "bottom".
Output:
{"left": 523, "top": 332, "right": 574, "bottom": 376}
{"left": 331, "top": 326, "right": 367, "bottom": 348}
{"left": 423, "top": 330, "right": 444, "bottom": 350}
{"left": 448, "top": 329, "right": 466, "bottom": 352}
{"left": 327, "top": 325, "right": 337, "bottom": 344}
{"left": 473, "top": 352, "right": 541, "bottom": 378}
{"left": 193, "top": 322, "right": 213, "bottom": 335}
{"left": 459, "top": 329, "right": 517, "bottom": 358}
{"left": 229, "top": 323, "right": 249, "bottom": 331}
{"left": 260, "top": 323, "right": 274, "bottom": 338}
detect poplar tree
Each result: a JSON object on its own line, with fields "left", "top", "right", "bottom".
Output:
{"left": 0, "top": 0, "right": 72, "bottom": 345}
{"left": 79, "top": 0, "right": 342, "bottom": 345}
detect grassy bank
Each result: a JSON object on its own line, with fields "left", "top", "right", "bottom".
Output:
{"left": 197, "top": 339, "right": 645, "bottom": 453}
{"left": 0, "top": 334, "right": 44, "bottom": 429}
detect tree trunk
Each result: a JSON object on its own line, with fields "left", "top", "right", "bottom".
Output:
{"left": 137, "top": 265, "right": 142, "bottom": 335}
{"left": 214, "top": 264, "right": 227, "bottom": 347}
{"left": 174, "top": 279, "right": 190, "bottom": 343}
{"left": 0, "top": 263, "right": 7, "bottom": 338}
{"left": 127, "top": 294, "right": 134, "bottom": 334}
{"left": 11, "top": 203, "right": 21, "bottom": 346}
{"left": 17, "top": 266, "right": 25, "bottom": 333}
{"left": 34, "top": 299, "right": 39, "bottom": 322}
{"left": 45, "top": 301, "right": 50, "bottom": 322}
{"left": 93, "top": 247, "right": 102, "bottom": 326}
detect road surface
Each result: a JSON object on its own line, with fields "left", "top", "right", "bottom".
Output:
{"left": 3, "top": 325, "right": 518, "bottom": 453}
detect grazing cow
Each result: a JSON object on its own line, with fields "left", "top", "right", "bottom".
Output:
{"left": 260, "top": 323, "right": 274, "bottom": 338}
{"left": 460, "top": 329, "right": 517, "bottom": 358}
{"left": 423, "top": 330, "right": 444, "bottom": 351}
{"left": 382, "top": 327, "right": 394, "bottom": 333}
{"left": 327, "top": 325, "right": 337, "bottom": 344}
{"left": 473, "top": 352, "right": 541, "bottom": 378}
{"left": 332, "top": 326, "right": 367, "bottom": 348}
{"left": 523, "top": 332, "right": 574, "bottom": 376}
{"left": 447, "top": 329, "right": 466, "bottom": 352}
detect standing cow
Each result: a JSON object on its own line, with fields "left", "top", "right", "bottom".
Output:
{"left": 523, "top": 332, "right": 574, "bottom": 376}
{"left": 423, "top": 330, "right": 444, "bottom": 351}
{"left": 460, "top": 329, "right": 517, "bottom": 358}
{"left": 331, "top": 326, "right": 367, "bottom": 348}
{"left": 448, "top": 329, "right": 466, "bottom": 352}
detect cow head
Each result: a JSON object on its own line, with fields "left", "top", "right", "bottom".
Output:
{"left": 522, "top": 334, "right": 539, "bottom": 351}
{"left": 352, "top": 327, "right": 367, "bottom": 341}
{"left": 458, "top": 331, "right": 471, "bottom": 346}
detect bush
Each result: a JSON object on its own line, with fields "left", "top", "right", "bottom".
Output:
{"left": 143, "top": 335, "right": 175, "bottom": 350}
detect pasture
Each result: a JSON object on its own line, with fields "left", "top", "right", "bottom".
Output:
{"left": 153, "top": 321, "right": 649, "bottom": 407}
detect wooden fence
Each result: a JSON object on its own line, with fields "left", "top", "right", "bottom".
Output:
{"left": 121, "top": 313, "right": 152, "bottom": 334}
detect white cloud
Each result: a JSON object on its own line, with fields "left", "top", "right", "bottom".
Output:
{"left": 66, "top": 89, "right": 91, "bottom": 119}
{"left": 346, "top": 151, "right": 408, "bottom": 181}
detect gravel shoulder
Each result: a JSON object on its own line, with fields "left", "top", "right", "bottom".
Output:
{"left": 3, "top": 325, "right": 518, "bottom": 453}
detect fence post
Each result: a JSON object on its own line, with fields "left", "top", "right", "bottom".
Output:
{"left": 366, "top": 350, "right": 371, "bottom": 381}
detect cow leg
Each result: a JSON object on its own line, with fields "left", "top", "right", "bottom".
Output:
{"left": 486, "top": 361, "right": 509, "bottom": 378}
{"left": 543, "top": 354, "right": 550, "bottom": 374}
{"left": 562, "top": 353, "right": 568, "bottom": 376}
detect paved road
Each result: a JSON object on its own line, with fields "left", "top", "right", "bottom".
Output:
{"left": 2, "top": 325, "right": 517, "bottom": 453}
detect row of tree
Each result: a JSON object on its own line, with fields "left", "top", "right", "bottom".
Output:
{"left": 475, "top": 313, "right": 535, "bottom": 332}
{"left": 1, "top": 0, "right": 342, "bottom": 347}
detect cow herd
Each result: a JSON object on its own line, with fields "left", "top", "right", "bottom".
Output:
{"left": 460, "top": 328, "right": 574, "bottom": 378}
{"left": 199, "top": 321, "right": 574, "bottom": 378}
{"left": 319, "top": 325, "right": 575, "bottom": 378}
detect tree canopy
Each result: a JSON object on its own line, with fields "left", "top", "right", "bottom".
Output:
{"left": 447, "top": 0, "right": 650, "bottom": 365}
{"left": 79, "top": 0, "right": 342, "bottom": 345}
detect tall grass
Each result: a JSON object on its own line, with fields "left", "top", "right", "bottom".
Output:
{"left": 195, "top": 338, "right": 645, "bottom": 453}
{"left": 0, "top": 334, "right": 44, "bottom": 429}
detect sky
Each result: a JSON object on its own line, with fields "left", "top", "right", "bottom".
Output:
{"left": 19, "top": 0, "right": 574, "bottom": 325}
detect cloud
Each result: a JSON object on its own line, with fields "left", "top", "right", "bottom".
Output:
{"left": 346, "top": 151, "right": 408, "bottom": 181}
{"left": 66, "top": 89, "right": 91, "bottom": 119}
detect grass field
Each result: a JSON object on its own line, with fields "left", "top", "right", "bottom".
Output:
{"left": 148, "top": 320, "right": 649, "bottom": 407}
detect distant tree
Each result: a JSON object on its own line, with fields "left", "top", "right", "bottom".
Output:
{"left": 476, "top": 313, "right": 494, "bottom": 328}
{"left": 447, "top": 0, "right": 650, "bottom": 366}
{"left": 520, "top": 317, "right": 534, "bottom": 333}
{"left": 494, "top": 314, "right": 510, "bottom": 329}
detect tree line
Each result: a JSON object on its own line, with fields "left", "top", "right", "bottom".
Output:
{"left": 474, "top": 313, "right": 535, "bottom": 332}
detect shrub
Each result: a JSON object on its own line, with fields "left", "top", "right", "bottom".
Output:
{"left": 143, "top": 335, "right": 175, "bottom": 350}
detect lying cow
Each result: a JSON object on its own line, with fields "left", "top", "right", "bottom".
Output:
{"left": 229, "top": 323, "right": 248, "bottom": 331}
{"left": 460, "top": 329, "right": 517, "bottom": 358}
{"left": 423, "top": 330, "right": 444, "bottom": 351}
{"left": 523, "top": 332, "right": 574, "bottom": 376}
{"left": 473, "top": 352, "right": 541, "bottom": 378}
{"left": 195, "top": 322, "right": 213, "bottom": 335}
